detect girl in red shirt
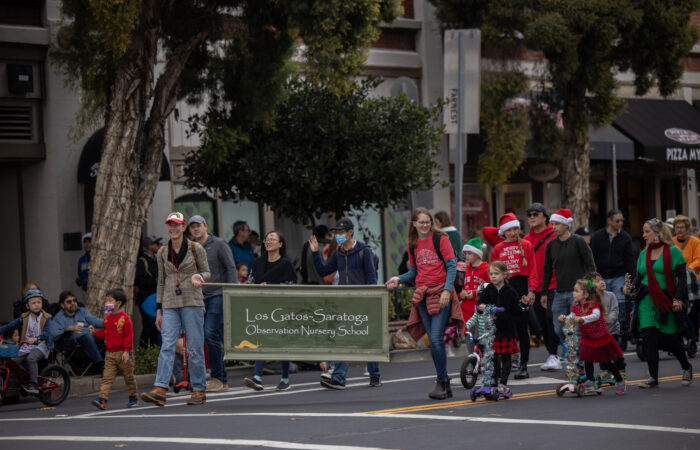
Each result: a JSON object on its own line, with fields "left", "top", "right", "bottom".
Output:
{"left": 488, "top": 213, "right": 536, "bottom": 379}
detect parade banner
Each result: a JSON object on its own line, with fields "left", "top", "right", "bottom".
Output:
{"left": 222, "top": 284, "right": 389, "bottom": 362}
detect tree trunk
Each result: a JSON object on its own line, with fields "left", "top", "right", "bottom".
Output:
{"left": 560, "top": 101, "right": 590, "bottom": 232}
{"left": 85, "top": 1, "right": 211, "bottom": 315}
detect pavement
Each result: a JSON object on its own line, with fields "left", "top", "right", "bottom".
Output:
{"left": 1, "top": 345, "right": 699, "bottom": 449}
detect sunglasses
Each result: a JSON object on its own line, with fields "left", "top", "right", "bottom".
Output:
{"left": 526, "top": 212, "right": 541, "bottom": 218}
{"left": 63, "top": 299, "right": 76, "bottom": 305}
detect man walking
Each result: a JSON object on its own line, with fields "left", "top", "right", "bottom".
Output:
{"left": 522, "top": 203, "right": 561, "bottom": 371}
{"left": 590, "top": 209, "right": 635, "bottom": 333}
{"left": 540, "top": 209, "right": 596, "bottom": 341}
{"left": 189, "top": 215, "right": 237, "bottom": 392}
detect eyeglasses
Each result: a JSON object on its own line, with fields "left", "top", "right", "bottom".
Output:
{"left": 675, "top": 225, "right": 687, "bottom": 230}
{"left": 64, "top": 299, "right": 76, "bottom": 304}
{"left": 526, "top": 212, "right": 541, "bottom": 218}
{"left": 263, "top": 238, "right": 279, "bottom": 243}
{"left": 415, "top": 221, "right": 431, "bottom": 226}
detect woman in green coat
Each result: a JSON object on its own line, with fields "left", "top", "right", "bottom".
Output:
{"left": 624, "top": 218, "right": 693, "bottom": 388}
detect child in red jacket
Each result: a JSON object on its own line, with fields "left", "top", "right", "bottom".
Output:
{"left": 90, "top": 288, "right": 138, "bottom": 409}
{"left": 460, "top": 237, "right": 490, "bottom": 322}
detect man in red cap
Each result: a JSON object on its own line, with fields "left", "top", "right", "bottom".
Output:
{"left": 540, "top": 209, "right": 595, "bottom": 341}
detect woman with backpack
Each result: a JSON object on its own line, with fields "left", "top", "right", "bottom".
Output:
{"left": 385, "top": 208, "right": 465, "bottom": 400}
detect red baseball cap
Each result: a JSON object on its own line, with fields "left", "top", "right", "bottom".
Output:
{"left": 165, "top": 212, "right": 186, "bottom": 224}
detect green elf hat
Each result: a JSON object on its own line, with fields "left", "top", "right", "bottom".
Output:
{"left": 462, "top": 237, "right": 483, "bottom": 259}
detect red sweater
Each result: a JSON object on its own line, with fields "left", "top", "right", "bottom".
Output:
{"left": 92, "top": 311, "right": 133, "bottom": 352}
{"left": 523, "top": 224, "right": 557, "bottom": 292}
{"left": 461, "top": 261, "right": 490, "bottom": 321}
{"left": 491, "top": 239, "right": 539, "bottom": 292}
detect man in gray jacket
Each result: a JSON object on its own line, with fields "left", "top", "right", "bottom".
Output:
{"left": 540, "top": 208, "right": 596, "bottom": 341}
{"left": 189, "top": 215, "right": 237, "bottom": 392}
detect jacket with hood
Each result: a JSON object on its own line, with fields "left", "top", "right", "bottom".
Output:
{"left": 312, "top": 240, "right": 377, "bottom": 285}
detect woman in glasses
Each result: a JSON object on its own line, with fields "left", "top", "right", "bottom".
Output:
{"left": 244, "top": 231, "right": 296, "bottom": 392}
{"left": 385, "top": 207, "right": 465, "bottom": 400}
{"left": 624, "top": 218, "right": 693, "bottom": 388}
{"left": 672, "top": 215, "right": 700, "bottom": 354}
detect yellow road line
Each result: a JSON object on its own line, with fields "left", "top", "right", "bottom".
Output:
{"left": 361, "top": 375, "right": 683, "bottom": 415}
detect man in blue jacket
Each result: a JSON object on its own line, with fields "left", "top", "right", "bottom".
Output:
{"left": 309, "top": 217, "right": 380, "bottom": 389}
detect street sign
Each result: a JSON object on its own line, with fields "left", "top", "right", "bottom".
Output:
{"left": 443, "top": 29, "right": 480, "bottom": 134}
{"left": 222, "top": 284, "right": 390, "bottom": 362}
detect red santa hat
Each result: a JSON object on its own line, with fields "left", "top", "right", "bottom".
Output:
{"left": 498, "top": 212, "right": 521, "bottom": 236}
{"left": 550, "top": 208, "right": 574, "bottom": 227}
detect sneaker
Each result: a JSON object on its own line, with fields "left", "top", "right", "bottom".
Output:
{"left": 615, "top": 381, "right": 627, "bottom": 395}
{"left": 244, "top": 377, "right": 264, "bottom": 391}
{"left": 206, "top": 378, "right": 228, "bottom": 393}
{"left": 682, "top": 366, "right": 693, "bottom": 387}
{"left": 582, "top": 380, "right": 596, "bottom": 394}
{"left": 91, "top": 397, "right": 107, "bottom": 410}
{"left": 126, "top": 397, "right": 139, "bottom": 408}
{"left": 320, "top": 378, "right": 346, "bottom": 390}
{"left": 638, "top": 378, "right": 659, "bottom": 389}
{"left": 320, "top": 371, "right": 333, "bottom": 380}
{"left": 540, "top": 355, "right": 561, "bottom": 371}
{"left": 22, "top": 382, "right": 39, "bottom": 395}
{"left": 276, "top": 381, "right": 290, "bottom": 391}
{"left": 369, "top": 376, "right": 382, "bottom": 387}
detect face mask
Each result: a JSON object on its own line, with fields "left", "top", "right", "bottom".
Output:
{"left": 104, "top": 303, "right": 115, "bottom": 313}
{"left": 335, "top": 234, "right": 347, "bottom": 246}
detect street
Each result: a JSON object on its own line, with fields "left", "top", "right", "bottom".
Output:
{"left": 0, "top": 346, "right": 698, "bottom": 449}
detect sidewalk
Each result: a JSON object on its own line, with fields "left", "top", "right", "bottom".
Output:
{"left": 68, "top": 346, "right": 469, "bottom": 398}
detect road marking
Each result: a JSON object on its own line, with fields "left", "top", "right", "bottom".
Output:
{"left": 0, "top": 435, "right": 395, "bottom": 449}
{"left": 362, "top": 375, "right": 684, "bottom": 414}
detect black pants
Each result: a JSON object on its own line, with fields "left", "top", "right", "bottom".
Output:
{"left": 493, "top": 353, "right": 512, "bottom": 386}
{"left": 510, "top": 275, "right": 530, "bottom": 365}
{"left": 534, "top": 290, "right": 559, "bottom": 355}
{"left": 585, "top": 360, "right": 623, "bottom": 382}
{"left": 689, "top": 302, "right": 700, "bottom": 340}
{"left": 641, "top": 326, "right": 691, "bottom": 380}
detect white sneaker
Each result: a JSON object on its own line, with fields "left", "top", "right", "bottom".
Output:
{"left": 541, "top": 355, "right": 561, "bottom": 371}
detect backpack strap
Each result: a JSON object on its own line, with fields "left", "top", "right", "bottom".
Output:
{"left": 190, "top": 241, "right": 201, "bottom": 273}
{"left": 433, "top": 233, "right": 447, "bottom": 269}
{"left": 534, "top": 231, "right": 555, "bottom": 253}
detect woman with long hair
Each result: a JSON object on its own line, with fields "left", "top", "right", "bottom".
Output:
{"left": 386, "top": 208, "right": 465, "bottom": 400}
{"left": 624, "top": 218, "right": 693, "bottom": 388}
{"left": 244, "top": 231, "right": 297, "bottom": 391}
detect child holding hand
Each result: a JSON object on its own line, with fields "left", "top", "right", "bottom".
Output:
{"left": 558, "top": 279, "right": 626, "bottom": 395}
{"left": 90, "top": 288, "right": 139, "bottom": 409}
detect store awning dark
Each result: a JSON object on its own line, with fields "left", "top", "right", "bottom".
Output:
{"left": 77, "top": 128, "right": 171, "bottom": 183}
{"left": 613, "top": 98, "right": 700, "bottom": 163}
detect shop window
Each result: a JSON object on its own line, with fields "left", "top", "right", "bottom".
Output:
{"left": 174, "top": 193, "right": 217, "bottom": 236}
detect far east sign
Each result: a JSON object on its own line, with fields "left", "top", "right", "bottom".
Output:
{"left": 665, "top": 128, "right": 700, "bottom": 161}
{"left": 222, "top": 285, "right": 389, "bottom": 362}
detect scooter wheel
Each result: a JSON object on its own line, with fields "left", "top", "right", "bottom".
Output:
{"left": 576, "top": 384, "right": 585, "bottom": 397}
{"left": 470, "top": 388, "right": 477, "bottom": 402}
{"left": 490, "top": 387, "right": 499, "bottom": 402}
{"left": 556, "top": 383, "right": 566, "bottom": 397}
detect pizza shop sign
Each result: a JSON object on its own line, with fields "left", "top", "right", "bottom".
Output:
{"left": 665, "top": 128, "right": 700, "bottom": 161}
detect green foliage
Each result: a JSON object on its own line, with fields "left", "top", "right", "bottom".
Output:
{"left": 133, "top": 345, "right": 160, "bottom": 375}
{"left": 477, "top": 72, "right": 528, "bottom": 187}
{"left": 185, "top": 78, "right": 444, "bottom": 223}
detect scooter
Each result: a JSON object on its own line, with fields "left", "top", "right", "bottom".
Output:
{"left": 556, "top": 315, "right": 600, "bottom": 397}
{"left": 469, "top": 305, "right": 505, "bottom": 402}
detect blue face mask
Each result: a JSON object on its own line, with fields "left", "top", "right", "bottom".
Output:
{"left": 335, "top": 234, "right": 347, "bottom": 245}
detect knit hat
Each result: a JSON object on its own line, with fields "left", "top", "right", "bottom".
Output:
{"left": 550, "top": 208, "right": 574, "bottom": 227}
{"left": 498, "top": 213, "right": 521, "bottom": 236}
{"left": 462, "top": 237, "right": 484, "bottom": 259}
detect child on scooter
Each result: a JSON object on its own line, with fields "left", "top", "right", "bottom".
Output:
{"left": 470, "top": 261, "right": 531, "bottom": 397}
{"left": 588, "top": 272, "right": 627, "bottom": 387}
{"left": 558, "top": 279, "right": 626, "bottom": 395}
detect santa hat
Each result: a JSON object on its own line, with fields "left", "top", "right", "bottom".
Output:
{"left": 550, "top": 208, "right": 574, "bottom": 227}
{"left": 498, "top": 213, "right": 521, "bottom": 236}
{"left": 462, "top": 237, "right": 484, "bottom": 259}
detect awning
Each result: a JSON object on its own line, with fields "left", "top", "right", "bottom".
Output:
{"left": 77, "top": 127, "right": 171, "bottom": 183}
{"left": 613, "top": 98, "right": 700, "bottom": 163}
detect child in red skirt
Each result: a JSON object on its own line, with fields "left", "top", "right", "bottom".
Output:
{"left": 476, "top": 261, "right": 530, "bottom": 396}
{"left": 558, "top": 279, "right": 626, "bottom": 395}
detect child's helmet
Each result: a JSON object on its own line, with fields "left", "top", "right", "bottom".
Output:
{"left": 22, "top": 289, "right": 44, "bottom": 306}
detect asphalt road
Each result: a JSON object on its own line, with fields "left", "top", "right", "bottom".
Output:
{"left": 0, "top": 346, "right": 698, "bottom": 449}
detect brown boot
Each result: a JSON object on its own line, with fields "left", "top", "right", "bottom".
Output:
{"left": 140, "top": 386, "right": 167, "bottom": 406}
{"left": 187, "top": 390, "right": 206, "bottom": 405}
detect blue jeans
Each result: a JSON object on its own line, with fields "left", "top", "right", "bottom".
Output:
{"left": 58, "top": 331, "right": 104, "bottom": 365}
{"left": 155, "top": 306, "right": 207, "bottom": 391}
{"left": 552, "top": 291, "right": 575, "bottom": 341}
{"left": 254, "top": 360, "right": 290, "bottom": 379}
{"left": 604, "top": 276, "right": 627, "bottom": 333}
{"left": 417, "top": 302, "right": 451, "bottom": 382}
{"left": 204, "top": 295, "right": 226, "bottom": 383}
{"left": 331, "top": 361, "right": 380, "bottom": 385}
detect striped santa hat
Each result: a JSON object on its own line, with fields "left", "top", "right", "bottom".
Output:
{"left": 550, "top": 208, "right": 574, "bottom": 227}
{"left": 498, "top": 212, "right": 521, "bottom": 236}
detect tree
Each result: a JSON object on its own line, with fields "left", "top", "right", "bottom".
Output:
{"left": 430, "top": 0, "right": 698, "bottom": 228}
{"left": 53, "top": 0, "right": 399, "bottom": 314}
{"left": 184, "top": 78, "right": 445, "bottom": 223}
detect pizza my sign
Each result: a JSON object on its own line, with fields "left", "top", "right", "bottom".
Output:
{"left": 665, "top": 128, "right": 700, "bottom": 161}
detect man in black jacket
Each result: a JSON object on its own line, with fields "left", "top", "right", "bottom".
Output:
{"left": 590, "top": 209, "right": 635, "bottom": 332}
{"left": 135, "top": 236, "right": 161, "bottom": 347}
